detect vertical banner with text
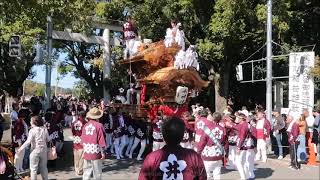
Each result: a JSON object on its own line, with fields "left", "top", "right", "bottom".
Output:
{"left": 288, "top": 52, "right": 315, "bottom": 116}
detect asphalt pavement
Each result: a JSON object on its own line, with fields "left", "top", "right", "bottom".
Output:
{"left": 2, "top": 126, "right": 319, "bottom": 180}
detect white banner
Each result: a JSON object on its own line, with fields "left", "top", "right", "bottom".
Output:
{"left": 288, "top": 52, "right": 315, "bottom": 116}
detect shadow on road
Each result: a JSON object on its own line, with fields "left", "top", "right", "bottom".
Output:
{"left": 254, "top": 167, "right": 274, "bottom": 178}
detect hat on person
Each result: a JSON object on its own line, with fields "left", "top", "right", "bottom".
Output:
{"left": 86, "top": 107, "right": 103, "bottom": 120}
{"left": 239, "top": 110, "right": 249, "bottom": 117}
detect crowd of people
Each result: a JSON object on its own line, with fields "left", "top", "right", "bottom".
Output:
{"left": 1, "top": 95, "right": 319, "bottom": 180}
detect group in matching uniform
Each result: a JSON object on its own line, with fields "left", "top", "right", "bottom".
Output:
{"left": 67, "top": 102, "right": 277, "bottom": 180}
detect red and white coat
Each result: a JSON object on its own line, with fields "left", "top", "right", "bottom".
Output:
{"left": 254, "top": 118, "right": 271, "bottom": 140}
{"left": 81, "top": 120, "right": 106, "bottom": 160}
{"left": 195, "top": 119, "right": 227, "bottom": 161}
{"left": 71, "top": 116, "right": 87, "bottom": 150}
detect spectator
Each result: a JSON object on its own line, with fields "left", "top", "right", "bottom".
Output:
{"left": 272, "top": 109, "right": 285, "bottom": 159}
{"left": 139, "top": 117, "right": 206, "bottom": 180}
{"left": 286, "top": 115, "right": 300, "bottom": 170}
{"left": 313, "top": 108, "right": 320, "bottom": 158}
{"left": 10, "top": 103, "right": 19, "bottom": 126}
{"left": 297, "top": 114, "right": 307, "bottom": 162}
{"left": 0, "top": 113, "right": 4, "bottom": 143}
{"left": 18, "top": 116, "right": 50, "bottom": 180}
{"left": 81, "top": 107, "right": 106, "bottom": 180}
{"left": 303, "top": 108, "right": 316, "bottom": 165}
{"left": 64, "top": 111, "right": 73, "bottom": 127}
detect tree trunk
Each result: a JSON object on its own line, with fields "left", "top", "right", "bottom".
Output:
{"left": 214, "top": 61, "right": 232, "bottom": 112}
{"left": 214, "top": 77, "right": 227, "bottom": 112}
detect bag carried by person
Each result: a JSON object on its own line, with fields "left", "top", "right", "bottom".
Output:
{"left": 48, "top": 142, "right": 57, "bottom": 160}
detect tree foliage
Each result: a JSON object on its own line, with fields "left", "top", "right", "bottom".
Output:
{"left": 0, "top": 0, "right": 95, "bottom": 96}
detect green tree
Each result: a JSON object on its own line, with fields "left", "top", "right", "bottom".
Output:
{"left": 0, "top": 0, "right": 96, "bottom": 96}
{"left": 73, "top": 80, "right": 94, "bottom": 100}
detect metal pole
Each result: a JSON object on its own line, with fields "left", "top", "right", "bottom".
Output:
{"left": 103, "top": 29, "right": 111, "bottom": 103}
{"left": 266, "top": 0, "right": 273, "bottom": 120}
{"left": 45, "top": 16, "right": 52, "bottom": 110}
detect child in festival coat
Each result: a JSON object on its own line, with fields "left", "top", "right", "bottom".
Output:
{"left": 71, "top": 111, "right": 87, "bottom": 175}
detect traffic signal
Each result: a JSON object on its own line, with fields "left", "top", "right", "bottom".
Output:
{"left": 236, "top": 65, "right": 243, "bottom": 81}
{"left": 9, "top": 35, "right": 21, "bottom": 57}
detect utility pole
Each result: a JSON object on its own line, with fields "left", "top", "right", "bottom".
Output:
{"left": 266, "top": 0, "right": 273, "bottom": 121}
{"left": 45, "top": 16, "right": 53, "bottom": 110}
{"left": 103, "top": 29, "right": 111, "bottom": 103}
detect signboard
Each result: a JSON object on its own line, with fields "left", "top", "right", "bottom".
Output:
{"left": 280, "top": 108, "right": 290, "bottom": 115}
{"left": 288, "top": 52, "right": 315, "bottom": 115}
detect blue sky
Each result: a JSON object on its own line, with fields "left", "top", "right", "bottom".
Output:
{"left": 31, "top": 53, "right": 78, "bottom": 89}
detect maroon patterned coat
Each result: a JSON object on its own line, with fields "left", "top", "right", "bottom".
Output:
{"left": 135, "top": 120, "right": 147, "bottom": 140}
{"left": 112, "top": 114, "right": 125, "bottom": 138}
{"left": 123, "top": 20, "right": 137, "bottom": 40}
{"left": 81, "top": 120, "right": 106, "bottom": 160}
{"left": 181, "top": 118, "right": 194, "bottom": 143}
{"left": 227, "top": 126, "right": 238, "bottom": 146}
{"left": 139, "top": 145, "right": 207, "bottom": 180}
{"left": 195, "top": 120, "right": 226, "bottom": 162}
{"left": 71, "top": 116, "right": 87, "bottom": 149}
{"left": 288, "top": 122, "right": 299, "bottom": 145}
{"left": 234, "top": 121, "right": 255, "bottom": 150}
{"left": 101, "top": 113, "right": 113, "bottom": 134}
{"left": 152, "top": 117, "right": 164, "bottom": 142}
{"left": 13, "top": 119, "right": 28, "bottom": 147}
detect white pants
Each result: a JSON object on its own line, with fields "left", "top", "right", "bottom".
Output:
{"left": 83, "top": 159, "right": 102, "bottom": 180}
{"left": 129, "top": 137, "right": 146, "bottom": 159}
{"left": 30, "top": 150, "right": 48, "bottom": 180}
{"left": 114, "top": 135, "right": 127, "bottom": 159}
{"left": 125, "top": 136, "right": 135, "bottom": 156}
{"left": 124, "top": 39, "right": 136, "bottom": 59}
{"left": 105, "top": 133, "right": 114, "bottom": 153}
{"left": 227, "top": 145, "right": 237, "bottom": 169}
{"left": 236, "top": 149, "right": 255, "bottom": 180}
{"left": 204, "top": 160, "right": 222, "bottom": 180}
{"left": 256, "top": 139, "right": 267, "bottom": 162}
{"left": 14, "top": 147, "right": 25, "bottom": 172}
{"left": 153, "top": 141, "right": 165, "bottom": 151}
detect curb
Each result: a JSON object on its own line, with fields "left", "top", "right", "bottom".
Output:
{"left": 267, "top": 157, "right": 320, "bottom": 168}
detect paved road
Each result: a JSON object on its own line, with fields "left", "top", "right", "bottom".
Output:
{"left": 2, "top": 127, "right": 320, "bottom": 180}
